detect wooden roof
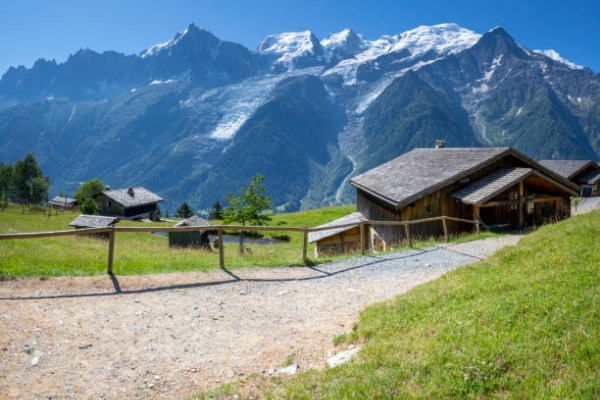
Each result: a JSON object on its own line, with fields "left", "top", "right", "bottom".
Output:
{"left": 173, "top": 215, "right": 212, "bottom": 229}
{"left": 99, "top": 187, "right": 164, "bottom": 208}
{"left": 538, "top": 160, "right": 598, "bottom": 180}
{"left": 49, "top": 196, "right": 77, "bottom": 206}
{"left": 577, "top": 168, "right": 600, "bottom": 185}
{"left": 351, "top": 147, "right": 511, "bottom": 207}
{"left": 452, "top": 168, "right": 532, "bottom": 205}
{"left": 69, "top": 215, "right": 119, "bottom": 229}
{"left": 351, "top": 147, "right": 579, "bottom": 208}
{"left": 308, "top": 212, "right": 366, "bottom": 243}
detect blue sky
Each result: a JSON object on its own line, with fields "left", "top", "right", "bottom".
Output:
{"left": 1, "top": 0, "right": 599, "bottom": 75}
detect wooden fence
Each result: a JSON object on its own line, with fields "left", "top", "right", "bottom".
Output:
{"left": 0, "top": 216, "right": 479, "bottom": 275}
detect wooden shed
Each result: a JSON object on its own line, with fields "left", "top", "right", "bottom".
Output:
{"left": 308, "top": 212, "right": 367, "bottom": 257}
{"left": 69, "top": 214, "right": 119, "bottom": 239}
{"left": 348, "top": 147, "right": 579, "bottom": 249}
{"left": 49, "top": 196, "right": 78, "bottom": 211}
{"left": 95, "top": 187, "right": 163, "bottom": 221}
{"left": 169, "top": 215, "right": 212, "bottom": 250}
{"left": 539, "top": 159, "right": 600, "bottom": 196}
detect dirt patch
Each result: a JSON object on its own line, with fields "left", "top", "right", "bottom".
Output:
{"left": 0, "top": 235, "right": 522, "bottom": 399}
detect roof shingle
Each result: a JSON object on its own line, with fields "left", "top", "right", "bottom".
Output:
{"left": 350, "top": 147, "right": 510, "bottom": 207}
{"left": 308, "top": 212, "right": 366, "bottom": 243}
{"left": 452, "top": 168, "right": 532, "bottom": 205}
{"left": 538, "top": 160, "right": 597, "bottom": 180}
{"left": 100, "top": 187, "right": 163, "bottom": 208}
{"left": 173, "top": 215, "right": 212, "bottom": 229}
{"left": 69, "top": 215, "right": 119, "bottom": 229}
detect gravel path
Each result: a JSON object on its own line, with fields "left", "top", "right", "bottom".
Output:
{"left": 0, "top": 235, "right": 522, "bottom": 399}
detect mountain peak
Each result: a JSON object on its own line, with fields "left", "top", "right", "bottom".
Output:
{"left": 474, "top": 25, "right": 529, "bottom": 59}
{"left": 321, "top": 28, "right": 367, "bottom": 59}
{"left": 141, "top": 23, "right": 218, "bottom": 58}
{"left": 257, "top": 30, "right": 325, "bottom": 71}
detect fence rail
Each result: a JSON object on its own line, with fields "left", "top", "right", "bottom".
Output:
{"left": 0, "top": 216, "right": 479, "bottom": 275}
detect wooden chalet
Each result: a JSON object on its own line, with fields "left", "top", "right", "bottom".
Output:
{"left": 94, "top": 187, "right": 163, "bottom": 221}
{"left": 311, "top": 147, "right": 578, "bottom": 255}
{"left": 169, "top": 215, "right": 212, "bottom": 250}
{"left": 539, "top": 159, "right": 600, "bottom": 196}
{"left": 49, "top": 195, "right": 78, "bottom": 211}
{"left": 69, "top": 214, "right": 119, "bottom": 239}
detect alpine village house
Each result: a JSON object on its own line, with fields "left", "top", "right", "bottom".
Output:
{"left": 310, "top": 145, "right": 580, "bottom": 257}
{"left": 94, "top": 187, "right": 164, "bottom": 221}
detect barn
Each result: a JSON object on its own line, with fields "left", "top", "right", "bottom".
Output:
{"left": 94, "top": 187, "right": 163, "bottom": 221}
{"left": 169, "top": 215, "right": 212, "bottom": 250}
{"left": 311, "top": 146, "right": 579, "bottom": 255}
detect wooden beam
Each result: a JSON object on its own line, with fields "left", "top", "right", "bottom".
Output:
{"left": 518, "top": 180, "right": 525, "bottom": 229}
{"left": 442, "top": 216, "right": 448, "bottom": 242}
{"left": 360, "top": 223, "right": 366, "bottom": 255}
{"left": 218, "top": 229, "right": 225, "bottom": 269}
{"left": 107, "top": 227, "right": 115, "bottom": 275}
{"left": 302, "top": 228, "right": 308, "bottom": 264}
{"left": 404, "top": 224, "right": 412, "bottom": 247}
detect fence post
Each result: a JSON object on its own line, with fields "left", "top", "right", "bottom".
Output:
{"left": 404, "top": 224, "right": 412, "bottom": 247}
{"left": 218, "top": 228, "right": 225, "bottom": 268}
{"left": 475, "top": 220, "right": 480, "bottom": 235}
{"left": 107, "top": 227, "right": 115, "bottom": 275}
{"left": 360, "top": 222, "right": 366, "bottom": 255}
{"left": 302, "top": 228, "right": 308, "bottom": 264}
{"left": 442, "top": 216, "right": 449, "bottom": 242}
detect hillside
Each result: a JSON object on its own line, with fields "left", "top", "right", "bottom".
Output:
{"left": 0, "top": 24, "right": 598, "bottom": 211}
{"left": 202, "top": 211, "right": 600, "bottom": 398}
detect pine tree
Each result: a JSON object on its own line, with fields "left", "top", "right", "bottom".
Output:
{"left": 209, "top": 201, "right": 224, "bottom": 220}
{"left": 176, "top": 202, "right": 194, "bottom": 218}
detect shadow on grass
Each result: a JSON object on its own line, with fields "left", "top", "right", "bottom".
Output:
{"left": 1, "top": 245, "right": 484, "bottom": 301}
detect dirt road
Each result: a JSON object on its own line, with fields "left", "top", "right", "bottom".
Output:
{"left": 0, "top": 235, "right": 522, "bottom": 399}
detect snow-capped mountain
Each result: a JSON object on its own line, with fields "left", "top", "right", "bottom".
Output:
{"left": 0, "top": 23, "right": 598, "bottom": 213}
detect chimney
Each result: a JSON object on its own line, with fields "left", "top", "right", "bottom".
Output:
{"left": 435, "top": 139, "right": 446, "bottom": 149}
{"left": 128, "top": 187, "right": 135, "bottom": 196}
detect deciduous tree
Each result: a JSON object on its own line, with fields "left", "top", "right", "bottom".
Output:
{"left": 11, "top": 153, "right": 44, "bottom": 204}
{"left": 74, "top": 178, "right": 105, "bottom": 203}
{"left": 223, "top": 174, "right": 272, "bottom": 252}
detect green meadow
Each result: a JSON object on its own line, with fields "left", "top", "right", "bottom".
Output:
{"left": 0, "top": 204, "right": 355, "bottom": 278}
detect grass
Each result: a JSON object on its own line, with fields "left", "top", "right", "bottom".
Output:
{"left": 0, "top": 203, "right": 498, "bottom": 279}
{"left": 0, "top": 204, "right": 356, "bottom": 278}
{"left": 191, "top": 211, "right": 600, "bottom": 399}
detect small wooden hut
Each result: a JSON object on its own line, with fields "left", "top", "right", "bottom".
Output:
{"left": 308, "top": 212, "right": 367, "bottom": 257}
{"left": 169, "top": 215, "right": 212, "bottom": 250}
{"left": 49, "top": 196, "right": 78, "bottom": 211}
{"left": 69, "top": 214, "right": 119, "bottom": 239}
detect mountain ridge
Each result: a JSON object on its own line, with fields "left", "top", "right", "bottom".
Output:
{"left": 0, "top": 23, "right": 598, "bottom": 213}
